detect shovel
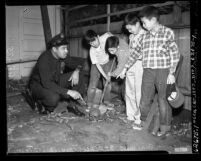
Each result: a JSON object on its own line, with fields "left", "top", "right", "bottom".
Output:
{"left": 99, "top": 57, "right": 116, "bottom": 111}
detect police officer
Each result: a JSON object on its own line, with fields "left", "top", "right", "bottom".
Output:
{"left": 24, "top": 33, "right": 86, "bottom": 115}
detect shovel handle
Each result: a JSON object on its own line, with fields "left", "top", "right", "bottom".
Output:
{"left": 99, "top": 57, "right": 116, "bottom": 104}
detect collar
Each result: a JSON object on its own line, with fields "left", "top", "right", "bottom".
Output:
{"left": 139, "top": 28, "right": 146, "bottom": 35}
{"left": 130, "top": 28, "right": 146, "bottom": 40}
{"left": 149, "top": 24, "right": 163, "bottom": 36}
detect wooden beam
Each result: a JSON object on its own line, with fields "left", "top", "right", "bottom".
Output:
{"left": 6, "top": 59, "right": 37, "bottom": 65}
{"left": 68, "top": 5, "right": 89, "bottom": 11}
{"left": 69, "top": 1, "right": 174, "bottom": 26}
{"left": 107, "top": 4, "right": 110, "bottom": 32}
{"left": 67, "top": 24, "right": 190, "bottom": 39}
{"left": 173, "top": 3, "right": 182, "bottom": 24}
{"left": 40, "top": 5, "right": 52, "bottom": 49}
{"left": 7, "top": 92, "right": 22, "bottom": 98}
{"left": 64, "top": 5, "right": 70, "bottom": 38}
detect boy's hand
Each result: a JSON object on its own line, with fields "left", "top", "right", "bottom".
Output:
{"left": 105, "top": 75, "right": 111, "bottom": 82}
{"left": 116, "top": 68, "right": 127, "bottom": 79}
{"left": 107, "top": 72, "right": 112, "bottom": 77}
{"left": 167, "top": 73, "right": 175, "bottom": 84}
{"left": 107, "top": 72, "right": 115, "bottom": 78}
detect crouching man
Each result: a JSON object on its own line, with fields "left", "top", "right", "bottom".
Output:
{"left": 24, "top": 33, "right": 86, "bottom": 115}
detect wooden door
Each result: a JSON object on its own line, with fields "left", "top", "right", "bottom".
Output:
{"left": 19, "top": 6, "right": 46, "bottom": 78}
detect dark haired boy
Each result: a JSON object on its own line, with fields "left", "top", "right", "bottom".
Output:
{"left": 118, "top": 6, "right": 180, "bottom": 136}
{"left": 123, "top": 13, "right": 147, "bottom": 129}
{"left": 84, "top": 30, "right": 114, "bottom": 108}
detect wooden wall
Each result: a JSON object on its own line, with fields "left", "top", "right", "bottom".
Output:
{"left": 6, "top": 5, "right": 61, "bottom": 80}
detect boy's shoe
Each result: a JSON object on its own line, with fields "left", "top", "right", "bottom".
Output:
{"left": 155, "top": 131, "right": 171, "bottom": 140}
{"left": 156, "top": 131, "right": 171, "bottom": 137}
{"left": 132, "top": 122, "right": 143, "bottom": 130}
{"left": 155, "top": 125, "right": 171, "bottom": 139}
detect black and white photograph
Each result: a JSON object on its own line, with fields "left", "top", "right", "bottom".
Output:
{"left": 5, "top": 1, "right": 199, "bottom": 155}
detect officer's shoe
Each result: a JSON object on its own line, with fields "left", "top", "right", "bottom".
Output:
{"left": 35, "top": 101, "right": 56, "bottom": 115}
{"left": 22, "top": 88, "right": 37, "bottom": 111}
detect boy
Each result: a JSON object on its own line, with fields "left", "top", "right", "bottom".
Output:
{"left": 118, "top": 6, "right": 180, "bottom": 136}
{"left": 105, "top": 19, "right": 145, "bottom": 130}
{"left": 124, "top": 13, "right": 147, "bottom": 128}
{"left": 84, "top": 30, "right": 114, "bottom": 108}
{"left": 24, "top": 33, "right": 86, "bottom": 115}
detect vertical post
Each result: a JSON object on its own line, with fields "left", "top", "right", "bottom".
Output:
{"left": 173, "top": 3, "right": 182, "bottom": 24}
{"left": 40, "top": 5, "right": 52, "bottom": 49}
{"left": 65, "top": 5, "right": 70, "bottom": 56}
{"left": 65, "top": 5, "right": 70, "bottom": 37}
{"left": 107, "top": 4, "right": 110, "bottom": 32}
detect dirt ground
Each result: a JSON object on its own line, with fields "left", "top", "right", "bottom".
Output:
{"left": 6, "top": 92, "right": 192, "bottom": 154}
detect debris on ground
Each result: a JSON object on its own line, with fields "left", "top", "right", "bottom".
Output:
{"left": 6, "top": 82, "right": 192, "bottom": 153}
{"left": 171, "top": 122, "right": 192, "bottom": 138}
{"left": 7, "top": 79, "right": 26, "bottom": 93}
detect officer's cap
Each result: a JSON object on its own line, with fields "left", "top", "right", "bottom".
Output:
{"left": 47, "top": 33, "right": 68, "bottom": 49}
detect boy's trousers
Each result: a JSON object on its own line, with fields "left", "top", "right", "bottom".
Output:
{"left": 87, "top": 59, "right": 114, "bottom": 105}
{"left": 140, "top": 68, "right": 172, "bottom": 127}
{"left": 125, "top": 60, "right": 143, "bottom": 121}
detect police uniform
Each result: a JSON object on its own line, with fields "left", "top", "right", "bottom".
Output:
{"left": 27, "top": 33, "right": 85, "bottom": 113}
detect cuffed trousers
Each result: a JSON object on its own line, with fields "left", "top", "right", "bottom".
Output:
{"left": 125, "top": 60, "right": 143, "bottom": 121}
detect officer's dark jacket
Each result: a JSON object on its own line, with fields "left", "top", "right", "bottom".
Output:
{"left": 29, "top": 50, "right": 68, "bottom": 96}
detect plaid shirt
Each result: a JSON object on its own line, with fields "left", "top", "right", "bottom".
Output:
{"left": 129, "top": 29, "right": 146, "bottom": 60}
{"left": 125, "top": 25, "right": 180, "bottom": 73}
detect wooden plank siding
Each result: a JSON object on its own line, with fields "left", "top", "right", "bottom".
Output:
{"left": 6, "top": 5, "right": 61, "bottom": 79}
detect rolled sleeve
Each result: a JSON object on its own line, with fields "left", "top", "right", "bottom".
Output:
{"left": 125, "top": 39, "right": 142, "bottom": 69}
{"left": 168, "top": 30, "right": 180, "bottom": 73}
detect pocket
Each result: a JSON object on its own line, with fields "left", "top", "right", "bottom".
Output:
{"left": 157, "top": 43, "right": 168, "bottom": 56}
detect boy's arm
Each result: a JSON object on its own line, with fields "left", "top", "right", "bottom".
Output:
{"left": 89, "top": 48, "right": 108, "bottom": 79}
{"left": 124, "top": 36, "right": 143, "bottom": 70}
{"left": 168, "top": 30, "right": 180, "bottom": 75}
{"left": 96, "top": 64, "right": 108, "bottom": 79}
{"left": 116, "top": 39, "right": 142, "bottom": 79}
{"left": 111, "top": 50, "right": 129, "bottom": 77}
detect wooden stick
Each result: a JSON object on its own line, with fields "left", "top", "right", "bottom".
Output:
{"left": 143, "top": 95, "right": 158, "bottom": 130}
{"left": 99, "top": 57, "right": 116, "bottom": 105}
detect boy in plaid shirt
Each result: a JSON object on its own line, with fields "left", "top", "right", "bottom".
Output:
{"left": 117, "top": 6, "right": 180, "bottom": 136}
